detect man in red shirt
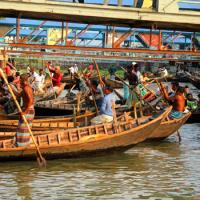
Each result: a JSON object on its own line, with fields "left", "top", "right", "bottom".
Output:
{"left": 47, "top": 65, "right": 63, "bottom": 96}
{"left": 49, "top": 66, "right": 63, "bottom": 87}
{"left": 4, "top": 63, "right": 11, "bottom": 76}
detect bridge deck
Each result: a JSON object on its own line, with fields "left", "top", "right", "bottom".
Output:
{"left": 0, "top": 0, "right": 199, "bottom": 31}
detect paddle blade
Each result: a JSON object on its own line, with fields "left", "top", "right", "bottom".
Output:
{"left": 36, "top": 152, "right": 47, "bottom": 168}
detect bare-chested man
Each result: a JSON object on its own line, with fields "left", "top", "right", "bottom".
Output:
{"left": 16, "top": 74, "right": 35, "bottom": 147}
{"left": 160, "top": 82, "right": 185, "bottom": 119}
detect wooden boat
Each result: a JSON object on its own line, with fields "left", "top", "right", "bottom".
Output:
{"left": 188, "top": 76, "right": 200, "bottom": 89}
{"left": 105, "top": 79, "right": 123, "bottom": 89}
{"left": 148, "top": 112, "right": 191, "bottom": 140}
{"left": 0, "top": 107, "right": 171, "bottom": 161}
{"left": 187, "top": 110, "right": 200, "bottom": 123}
{"left": 35, "top": 101, "right": 93, "bottom": 116}
{"left": 36, "top": 83, "right": 67, "bottom": 102}
{"left": 0, "top": 111, "right": 96, "bottom": 132}
{"left": 167, "top": 74, "right": 190, "bottom": 83}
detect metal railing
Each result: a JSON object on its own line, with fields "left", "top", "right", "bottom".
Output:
{"left": 46, "top": 0, "right": 199, "bottom": 9}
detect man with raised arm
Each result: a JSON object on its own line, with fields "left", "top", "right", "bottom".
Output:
{"left": 47, "top": 65, "right": 63, "bottom": 96}
{"left": 160, "top": 82, "right": 185, "bottom": 119}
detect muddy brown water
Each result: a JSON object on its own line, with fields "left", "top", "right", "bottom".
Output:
{"left": 0, "top": 124, "right": 199, "bottom": 200}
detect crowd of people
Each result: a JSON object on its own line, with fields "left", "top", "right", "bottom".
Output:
{"left": 0, "top": 59, "right": 199, "bottom": 147}
{"left": 0, "top": 61, "right": 65, "bottom": 146}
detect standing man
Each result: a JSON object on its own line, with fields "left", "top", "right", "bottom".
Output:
{"left": 160, "top": 82, "right": 186, "bottom": 119}
{"left": 132, "top": 63, "right": 143, "bottom": 83}
{"left": 48, "top": 65, "right": 63, "bottom": 95}
{"left": 16, "top": 74, "right": 35, "bottom": 147}
{"left": 69, "top": 64, "right": 78, "bottom": 79}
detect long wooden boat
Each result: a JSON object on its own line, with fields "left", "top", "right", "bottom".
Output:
{"left": 35, "top": 96, "right": 92, "bottom": 116}
{"left": 148, "top": 112, "right": 191, "bottom": 140}
{"left": 187, "top": 110, "right": 200, "bottom": 123}
{"left": 105, "top": 79, "right": 123, "bottom": 88}
{"left": 0, "top": 107, "right": 171, "bottom": 161}
{"left": 36, "top": 83, "right": 66, "bottom": 102}
{"left": 0, "top": 111, "right": 96, "bottom": 132}
{"left": 188, "top": 76, "right": 200, "bottom": 89}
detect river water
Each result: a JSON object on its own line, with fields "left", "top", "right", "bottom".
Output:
{"left": 0, "top": 83, "right": 200, "bottom": 200}
{"left": 0, "top": 123, "right": 200, "bottom": 200}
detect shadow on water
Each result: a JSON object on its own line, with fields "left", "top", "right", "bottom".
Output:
{"left": 0, "top": 123, "right": 199, "bottom": 199}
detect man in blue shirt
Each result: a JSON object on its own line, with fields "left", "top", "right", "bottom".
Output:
{"left": 91, "top": 86, "right": 116, "bottom": 125}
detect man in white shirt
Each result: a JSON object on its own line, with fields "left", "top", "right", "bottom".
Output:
{"left": 30, "top": 67, "right": 45, "bottom": 93}
{"left": 132, "top": 62, "right": 143, "bottom": 83}
{"left": 69, "top": 64, "right": 78, "bottom": 79}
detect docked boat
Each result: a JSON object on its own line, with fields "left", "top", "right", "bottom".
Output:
{"left": 187, "top": 110, "right": 200, "bottom": 123}
{"left": 148, "top": 112, "right": 191, "bottom": 140}
{"left": 188, "top": 76, "right": 200, "bottom": 89}
{"left": 0, "top": 107, "right": 171, "bottom": 161}
{"left": 35, "top": 93, "right": 92, "bottom": 116}
{"left": 36, "top": 83, "right": 67, "bottom": 102}
{"left": 105, "top": 79, "right": 123, "bottom": 89}
{"left": 0, "top": 111, "right": 96, "bottom": 132}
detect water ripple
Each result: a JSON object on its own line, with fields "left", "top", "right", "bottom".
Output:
{"left": 0, "top": 123, "right": 200, "bottom": 199}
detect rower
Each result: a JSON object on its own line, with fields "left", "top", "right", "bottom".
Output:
{"left": 47, "top": 65, "right": 63, "bottom": 96}
{"left": 124, "top": 64, "right": 139, "bottom": 108}
{"left": 132, "top": 62, "right": 143, "bottom": 83}
{"left": 83, "top": 63, "right": 94, "bottom": 79}
{"left": 158, "top": 66, "right": 168, "bottom": 78}
{"left": 108, "top": 66, "right": 117, "bottom": 80}
{"left": 184, "top": 85, "right": 190, "bottom": 96}
{"left": 15, "top": 74, "right": 35, "bottom": 147}
{"left": 69, "top": 64, "right": 78, "bottom": 79}
{"left": 186, "top": 93, "right": 198, "bottom": 111}
{"left": 91, "top": 86, "right": 116, "bottom": 125}
{"left": 29, "top": 67, "right": 41, "bottom": 92}
{"left": 169, "top": 81, "right": 179, "bottom": 97}
{"left": 160, "top": 83, "right": 186, "bottom": 119}
{"left": 1, "top": 76, "right": 21, "bottom": 114}
{"left": 198, "top": 94, "right": 200, "bottom": 107}
{"left": 90, "top": 80, "right": 104, "bottom": 108}
{"left": 37, "top": 69, "right": 45, "bottom": 93}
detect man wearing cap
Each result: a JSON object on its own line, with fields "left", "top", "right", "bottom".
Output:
{"left": 132, "top": 63, "right": 143, "bottom": 83}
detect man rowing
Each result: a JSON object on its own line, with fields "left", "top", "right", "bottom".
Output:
{"left": 15, "top": 74, "right": 35, "bottom": 147}
{"left": 160, "top": 82, "right": 185, "bottom": 119}
{"left": 47, "top": 65, "right": 63, "bottom": 96}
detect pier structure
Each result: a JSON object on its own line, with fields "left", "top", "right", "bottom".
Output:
{"left": 0, "top": 0, "right": 199, "bottom": 62}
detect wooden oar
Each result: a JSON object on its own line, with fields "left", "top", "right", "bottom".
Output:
{"left": 66, "top": 84, "right": 76, "bottom": 96}
{"left": 112, "top": 102, "right": 119, "bottom": 133}
{"left": 0, "top": 68, "right": 46, "bottom": 167}
{"left": 113, "top": 89, "right": 123, "bottom": 100}
{"left": 93, "top": 59, "right": 105, "bottom": 87}
{"left": 115, "top": 75, "right": 155, "bottom": 113}
{"left": 81, "top": 71, "right": 99, "bottom": 115}
{"left": 88, "top": 83, "right": 99, "bottom": 114}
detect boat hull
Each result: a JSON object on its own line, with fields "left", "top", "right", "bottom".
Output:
{"left": 148, "top": 112, "right": 191, "bottom": 140}
{"left": 0, "top": 108, "right": 171, "bottom": 161}
{"left": 187, "top": 111, "right": 200, "bottom": 123}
